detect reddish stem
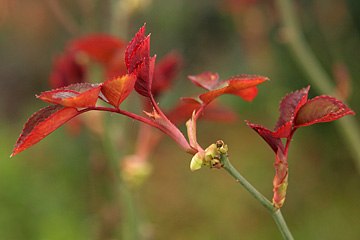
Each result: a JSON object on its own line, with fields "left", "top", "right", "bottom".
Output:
{"left": 81, "top": 106, "right": 196, "bottom": 155}
{"left": 194, "top": 104, "right": 207, "bottom": 122}
{"left": 284, "top": 128, "right": 297, "bottom": 162}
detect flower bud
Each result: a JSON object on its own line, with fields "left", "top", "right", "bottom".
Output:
{"left": 205, "top": 143, "right": 218, "bottom": 162}
{"left": 190, "top": 151, "right": 205, "bottom": 171}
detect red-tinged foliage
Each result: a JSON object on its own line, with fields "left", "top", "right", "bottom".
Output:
{"left": 245, "top": 121, "right": 284, "bottom": 154}
{"left": 294, "top": 95, "right": 355, "bottom": 127}
{"left": 49, "top": 52, "right": 86, "bottom": 89}
{"left": 125, "top": 24, "right": 146, "bottom": 70}
{"left": 133, "top": 56, "right": 156, "bottom": 97}
{"left": 37, "top": 83, "right": 102, "bottom": 108}
{"left": 274, "top": 86, "right": 310, "bottom": 131}
{"left": 272, "top": 121, "right": 292, "bottom": 138}
{"left": 125, "top": 25, "right": 157, "bottom": 98}
{"left": 100, "top": 74, "right": 137, "bottom": 108}
{"left": 152, "top": 52, "right": 182, "bottom": 97}
{"left": 188, "top": 73, "right": 268, "bottom": 104}
{"left": 199, "top": 75, "right": 267, "bottom": 104}
{"left": 11, "top": 105, "right": 80, "bottom": 157}
{"left": 69, "top": 34, "right": 125, "bottom": 65}
{"left": 188, "top": 72, "right": 220, "bottom": 91}
{"left": 128, "top": 35, "right": 150, "bottom": 73}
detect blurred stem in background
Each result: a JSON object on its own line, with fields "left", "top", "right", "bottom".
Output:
{"left": 46, "top": 0, "right": 81, "bottom": 36}
{"left": 275, "top": 0, "right": 360, "bottom": 172}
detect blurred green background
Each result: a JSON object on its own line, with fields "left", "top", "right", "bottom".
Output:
{"left": 1, "top": 0, "right": 359, "bottom": 239}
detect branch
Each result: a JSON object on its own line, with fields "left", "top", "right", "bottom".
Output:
{"left": 220, "top": 153, "right": 294, "bottom": 240}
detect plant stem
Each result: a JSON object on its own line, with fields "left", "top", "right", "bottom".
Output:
{"left": 275, "top": 0, "right": 360, "bottom": 172}
{"left": 82, "top": 106, "right": 196, "bottom": 154}
{"left": 220, "top": 153, "right": 294, "bottom": 240}
{"left": 272, "top": 210, "right": 294, "bottom": 240}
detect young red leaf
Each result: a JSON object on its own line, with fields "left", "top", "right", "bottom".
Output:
{"left": 272, "top": 121, "right": 292, "bottom": 138}
{"left": 294, "top": 96, "right": 355, "bottom": 127}
{"left": 11, "top": 105, "right": 80, "bottom": 157}
{"left": 228, "top": 86, "right": 258, "bottom": 102}
{"left": 125, "top": 24, "right": 146, "bottom": 71}
{"left": 133, "top": 56, "right": 156, "bottom": 98}
{"left": 199, "top": 75, "right": 268, "bottom": 104}
{"left": 128, "top": 35, "right": 150, "bottom": 74}
{"left": 274, "top": 86, "right": 310, "bottom": 131}
{"left": 69, "top": 34, "right": 125, "bottom": 65}
{"left": 100, "top": 74, "right": 137, "bottom": 108}
{"left": 245, "top": 121, "right": 284, "bottom": 154}
{"left": 188, "top": 72, "right": 219, "bottom": 91}
{"left": 37, "top": 83, "right": 101, "bottom": 108}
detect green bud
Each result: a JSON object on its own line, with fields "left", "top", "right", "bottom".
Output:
{"left": 219, "top": 144, "right": 228, "bottom": 154}
{"left": 205, "top": 143, "right": 218, "bottom": 162}
{"left": 190, "top": 152, "right": 205, "bottom": 171}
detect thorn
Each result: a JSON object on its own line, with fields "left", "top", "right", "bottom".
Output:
{"left": 236, "top": 179, "right": 239, "bottom": 183}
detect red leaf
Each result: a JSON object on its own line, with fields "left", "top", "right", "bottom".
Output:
{"left": 245, "top": 121, "right": 284, "bottom": 154}
{"left": 199, "top": 75, "right": 268, "bottom": 104}
{"left": 125, "top": 24, "right": 146, "bottom": 71}
{"left": 125, "top": 24, "right": 159, "bottom": 98}
{"left": 294, "top": 96, "right": 355, "bottom": 127}
{"left": 180, "top": 97, "right": 202, "bottom": 105}
{"left": 11, "top": 105, "right": 80, "bottom": 157}
{"left": 49, "top": 52, "right": 86, "bottom": 89}
{"left": 229, "top": 86, "right": 258, "bottom": 102}
{"left": 272, "top": 121, "right": 292, "bottom": 138}
{"left": 100, "top": 74, "right": 137, "bottom": 108}
{"left": 274, "top": 86, "right": 310, "bottom": 131}
{"left": 69, "top": 34, "right": 125, "bottom": 65}
{"left": 188, "top": 72, "right": 219, "bottom": 91}
{"left": 133, "top": 56, "right": 156, "bottom": 98}
{"left": 38, "top": 83, "right": 102, "bottom": 108}
{"left": 128, "top": 35, "right": 150, "bottom": 74}
{"left": 152, "top": 52, "right": 182, "bottom": 96}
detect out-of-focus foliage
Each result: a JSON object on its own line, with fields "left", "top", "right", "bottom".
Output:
{"left": 1, "top": 0, "right": 359, "bottom": 239}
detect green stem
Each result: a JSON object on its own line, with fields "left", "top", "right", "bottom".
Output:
{"left": 272, "top": 210, "right": 294, "bottom": 240}
{"left": 275, "top": 0, "right": 360, "bottom": 172}
{"left": 220, "top": 154, "right": 294, "bottom": 240}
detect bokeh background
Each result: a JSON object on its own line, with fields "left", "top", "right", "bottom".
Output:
{"left": 1, "top": 0, "right": 359, "bottom": 239}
